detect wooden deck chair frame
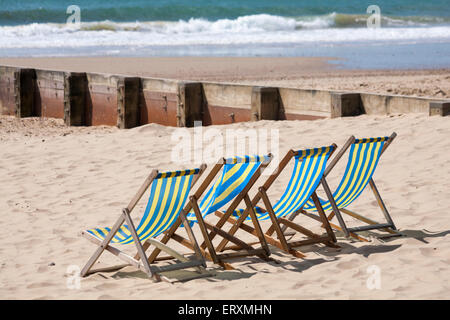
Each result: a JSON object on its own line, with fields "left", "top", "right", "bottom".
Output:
{"left": 300, "top": 132, "right": 400, "bottom": 241}
{"left": 213, "top": 146, "right": 339, "bottom": 259}
{"left": 80, "top": 165, "right": 208, "bottom": 283}
{"left": 147, "top": 155, "right": 274, "bottom": 270}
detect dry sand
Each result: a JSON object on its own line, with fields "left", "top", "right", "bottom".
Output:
{"left": 1, "top": 113, "right": 449, "bottom": 299}
{"left": 1, "top": 57, "right": 449, "bottom": 99}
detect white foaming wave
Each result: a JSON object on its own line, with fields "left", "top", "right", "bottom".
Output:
{"left": 295, "top": 13, "right": 336, "bottom": 29}
{"left": 0, "top": 15, "right": 450, "bottom": 49}
{"left": 163, "top": 14, "right": 298, "bottom": 33}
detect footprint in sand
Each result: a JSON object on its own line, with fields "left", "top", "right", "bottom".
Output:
{"left": 60, "top": 236, "right": 77, "bottom": 244}
{"left": 37, "top": 265, "right": 49, "bottom": 273}
{"left": 419, "top": 247, "right": 440, "bottom": 258}
{"left": 336, "top": 259, "right": 360, "bottom": 270}
{"left": 393, "top": 285, "right": 409, "bottom": 292}
{"left": 107, "top": 201, "right": 123, "bottom": 207}
{"left": 94, "top": 282, "right": 119, "bottom": 290}
{"left": 26, "top": 281, "right": 54, "bottom": 289}
{"left": 324, "top": 279, "right": 339, "bottom": 285}
{"left": 290, "top": 280, "right": 314, "bottom": 290}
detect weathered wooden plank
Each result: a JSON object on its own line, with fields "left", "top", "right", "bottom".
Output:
{"left": 64, "top": 72, "right": 87, "bottom": 126}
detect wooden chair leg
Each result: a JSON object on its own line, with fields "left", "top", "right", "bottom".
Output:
{"left": 82, "top": 232, "right": 151, "bottom": 274}
{"left": 321, "top": 177, "right": 350, "bottom": 237}
{"left": 259, "top": 188, "right": 291, "bottom": 253}
{"left": 122, "top": 208, "right": 160, "bottom": 281}
{"left": 202, "top": 221, "right": 261, "bottom": 255}
{"left": 311, "top": 191, "right": 337, "bottom": 243}
{"left": 326, "top": 211, "right": 335, "bottom": 222}
{"left": 301, "top": 210, "right": 370, "bottom": 242}
{"left": 244, "top": 194, "right": 270, "bottom": 256}
{"left": 199, "top": 193, "right": 246, "bottom": 250}
{"left": 279, "top": 211, "right": 300, "bottom": 234}
{"left": 136, "top": 240, "right": 151, "bottom": 260}
{"left": 340, "top": 208, "right": 401, "bottom": 236}
{"left": 214, "top": 193, "right": 269, "bottom": 254}
{"left": 190, "top": 196, "right": 220, "bottom": 264}
{"left": 215, "top": 208, "right": 251, "bottom": 252}
{"left": 171, "top": 232, "right": 235, "bottom": 270}
{"left": 369, "top": 179, "right": 397, "bottom": 230}
{"left": 215, "top": 211, "right": 306, "bottom": 258}
{"left": 179, "top": 209, "right": 206, "bottom": 265}
{"left": 80, "top": 214, "right": 126, "bottom": 277}
{"left": 265, "top": 224, "right": 276, "bottom": 237}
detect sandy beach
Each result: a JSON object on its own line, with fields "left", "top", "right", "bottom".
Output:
{"left": 0, "top": 112, "right": 449, "bottom": 299}
{"left": 2, "top": 0, "right": 450, "bottom": 304}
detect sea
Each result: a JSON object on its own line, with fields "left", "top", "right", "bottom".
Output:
{"left": 1, "top": 0, "right": 450, "bottom": 69}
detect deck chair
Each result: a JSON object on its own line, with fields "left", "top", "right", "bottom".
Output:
{"left": 80, "top": 166, "right": 209, "bottom": 283}
{"left": 147, "top": 154, "right": 274, "bottom": 269}
{"left": 301, "top": 133, "right": 400, "bottom": 241}
{"left": 213, "top": 145, "right": 338, "bottom": 258}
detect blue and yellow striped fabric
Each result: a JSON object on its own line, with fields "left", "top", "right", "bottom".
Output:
{"left": 86, "top": 168, "right": 199, "bottom": 244}
{"left": 187, "top": 155, "right": 271, "bottom": 222}
{"left": 303, "top": 137, "right": 388, "bottom": 212}
{"left": 231, "top": 146, "right": 334, "bottom": 221}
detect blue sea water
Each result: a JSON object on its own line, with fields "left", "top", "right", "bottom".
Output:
{"left": 0, "top": 0, "right": 449, "bottom": 69}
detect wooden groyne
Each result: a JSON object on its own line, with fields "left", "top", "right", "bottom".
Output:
{"left": 1, "top": 65, "right": 449, "bottom": 128}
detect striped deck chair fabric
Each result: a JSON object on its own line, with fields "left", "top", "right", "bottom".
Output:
{"left": 86, "top": 168, "right": 200, "bottom": 244}
{"left": 187, "top": 155, "right": 271, "bottom": 222}
{"left": 303, "top": 137, "right": 388, "bottom": 213}
{"left": 231, "top": 146, "right": 334, "bottom": 221}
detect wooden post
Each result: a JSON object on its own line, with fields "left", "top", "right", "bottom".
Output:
{"left": 331, "top": 92, "right": 363, "bottom": 118}
{"left": 251, "top": 86, "right": 279, "bottom": 121}
{"left": 14, "top": 68, "right": 36, "bottom": 118}
{"left": 429, "top": 101, "right": 450, "bottom": 116}
{"left": 64, "top": 72, "right": 87, "bottom": 126}
{"left": 117, "top": 77, "right": 140, "bottom": 129}
{"left": 177, "top": 82, "right": 203, "bottom": 127}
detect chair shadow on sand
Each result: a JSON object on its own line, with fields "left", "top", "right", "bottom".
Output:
{"left": 230, "top": 226, "right": 450, "bottom": 274}
{"left": 380, "top": 229, "right": 450, "bottom": 244}
{"left": 108, "top": 266, "right": 257, "bottom": 283}
{"left": 97, "top": 228, "right": 450, "bottom": 282}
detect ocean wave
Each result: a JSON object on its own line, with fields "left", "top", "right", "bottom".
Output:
{"left": 79, "top": 15, "right": 299, "bottom": 33}
{"left": 0, "top": 14, "right": 450, "bottom": 50}
{"left": 64, "top": 14, "right": 450, "bottom": 32}
{"left": 2, "top": 12, "right": 448, "bottom": 34}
